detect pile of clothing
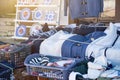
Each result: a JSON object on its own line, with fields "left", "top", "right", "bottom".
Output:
{"left": 69, "top": 23, "right": 120, "bottom": 80}
{"left": 40, "top": 30, "right": 106, "bottom": 58}
{"left": 24, "top": 23, "right": 106, "bottom": 54}
{"left": 62, "top": 31, "right": 106, "bottom": 58}
{"left": 39, "top": 23, "right": 120, "bottom": 79}
{"left": 21, "top": 29, "right": 57, "bottom": 53}
{"left": 23, "top": 22, "right": 120, "bottom": 79}
{"left": 28, "top": 54, "right": 74, "bottom": 67}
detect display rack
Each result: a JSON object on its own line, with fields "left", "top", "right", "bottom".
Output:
{"left": 13, "top": 0, "right": 61, "bottom": 39}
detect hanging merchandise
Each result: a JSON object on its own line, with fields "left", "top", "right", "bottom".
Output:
{"left": 68, "top": 0, "right": 103, "bottom": 19}
{"left": 15, "top": 24, "right": 26, "bottom": 37}
{"left": 20, "top": 8, "right": 31, "bottom": 20}
{"left": 32, "top": 8, "right": 42, "bottom": 20}
{"left": 45, "top": 11, "right": 55, "bottom": 21}
{"left": 30, "top": 23, "right": 43, "bottom": 36}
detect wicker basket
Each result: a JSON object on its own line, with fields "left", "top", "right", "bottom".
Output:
{"left": 0, "top": 44, "right": 31, "bottom": 68}
{"left": 24, "top": 54, "right": 82, "bottom": 80}
{"left": 0, "top": 69, "right": 11, "bottom": 80}
{"left": 0, "top": 62, "right": 12, "bottom": 80}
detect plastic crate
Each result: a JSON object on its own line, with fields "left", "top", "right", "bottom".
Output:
{"left": 0, "top": 44, "right": 31, "bottom": 68}
{"left": 24, "top": 54, "right": 83, "bottom": 80}
{"left": 0, "top": 41, "right": 6, "bottom": 45}
{"left": 0, "top": 69, "right": 11, "bottom": 80}
{"left": 0, "top": 61, "right": 13, "bottom": 80}
{"left": 20, "top": 42, "right": 33, "bottom": 54}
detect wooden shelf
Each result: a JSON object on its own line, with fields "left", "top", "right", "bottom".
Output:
{"left": 11, "top": 36, "right": 28, "bottom": 40}
{"left": 0, "top": 18, "right": 15, "bottom": 22}
{"left": 15, "top": 20, "right": 58, "bottom": 24}
{"left": 14, "top": 0, "right": 61, "bottom": 39}
{"left": 0, "top": 36, "right": 28, "bottom": 40}
{"left": 15, "top": 5, "right": 59, "bottom": 7}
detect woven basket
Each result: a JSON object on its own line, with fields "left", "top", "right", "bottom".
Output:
{"left": 0, "top": 44, "right": 31, "bottom": 68}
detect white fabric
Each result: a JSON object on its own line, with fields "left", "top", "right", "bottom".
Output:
{"left": 85, "top": 23, "right": 120, "bottom": 79}
{"left": 87, "top": 56, "right": 107, "bottom": 79}
{"left": 30, "top": 24, "right": 43, "bottom": 36}
{"left": 114, "top": 23, "right": 120, "bottom": 31}
{"left": 86, "top": 23, "right": 117, "bottom": 58}
{"left": 65, "top": 24, "right": 77, "bottom": 28}
{"left": 103, "top": 23, "right": 120, "bottom": 65}
{"left": 56, "top": 60, "right": 74, "bottom": 67}
{"left": 106, "top": 37, "right": 120, "bottom": 65}
{"left": 82, "top": 74, "right": 88, "bottom": 78}
{"left": 100, "top": 70, "right": 118, "bottom": 78}
{"left": 87, "top": 68, "right": 102, "bottom": 79}
{"left": 69, "top": 71, "right": 81, "bottom": 80}
{"left": 100, "top": 25, "right": 120, "bottom": 65}
{"left": 114, "top": 65, "right": 120, "bottom": 70}
{"left": 40, "top": 30, "right": 75, "bottom": 56}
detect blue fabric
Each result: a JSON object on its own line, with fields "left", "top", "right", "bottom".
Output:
{"left": 71, "top": 31, "right": 105, "bottom": 59}
{"left": 85, "top": 31, "right": 106, "bottom": 40}
{"left": 69, "top": 0, "right": 103, "bottom": 19}
{"left": 62, "top": 35, "right": 86, "bottom": 57}
{"left": 62, "top": 31, "right": 106, "bottom": 59}
{"left": 99, "top": 0, "right": 104, "bottom": 12}
{"left": 0, "top": 61, "right": 13, "bottom": 69}
{"left": 71, "top": 41, "right": 88, "bottom": 59}
{"left": 73, "top": 26, "right": 106, "bottom": 36}
{"left": 0, "top": 61, "right": 12, "bottom": 80}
